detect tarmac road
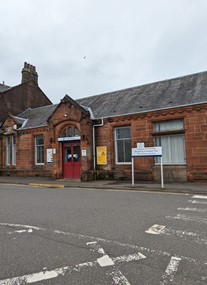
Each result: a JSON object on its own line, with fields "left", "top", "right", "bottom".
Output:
{"left": 0, "top": 183, "right": 206, "bottom": 284}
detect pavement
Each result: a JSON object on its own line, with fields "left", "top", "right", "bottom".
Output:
{"left": 0, "top": 175, "right": 207, "bottom": 195}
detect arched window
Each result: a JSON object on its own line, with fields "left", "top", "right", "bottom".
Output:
{"left": 74, "top": 127, "right": 80, "bottom": 137}
{"left": 61, "top": 126, "right": 80, "bottom": 137}
{"left": 68, "top": 127, "right": 73, "bottom": 137}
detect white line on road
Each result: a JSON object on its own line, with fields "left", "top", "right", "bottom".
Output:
{"left": 177, "top": 207, "right": 206, "bottom": 212}
{"left": 0, "top": 251, "right": 146, "bottom": 285}
{"left": 166, "top": 214, "right": 207, "bottom": 224}
{"left": 7, "top": 229, "right": 33, "bottom": 234}
{"left": 86, "top": 241, "right": 146, "bottom": 284}
{"left": 145, "top": 224, "right": 207, "bottom": 245}
{"left": 107, "top": 268, "right": 131, "bottom": 285}
{"left": 160, "top": 256, "right": 181, "bottom": 285}
{"left": 86, "top": 240, "right": 105, "bottom": 255}
{"left": 0, "top": 223, "right": 42, "bottom": 231}
{"left": 0, "top": 223, "right": 204, "bottom": 265}
{"left": 0, "top": 261, "right": 96, "bottom": 285}
{"left": 192, "top": 195, "right": 207, "bottom": 199}
{"left": 188, "top": 199, "right": 207, "bottom": 205}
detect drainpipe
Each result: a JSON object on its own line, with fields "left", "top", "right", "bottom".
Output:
{"left": 92, "top": 119, "right": 104, "bottom": 179}
{"left": 84, "top": 106, "right": 104, "bottom": 179}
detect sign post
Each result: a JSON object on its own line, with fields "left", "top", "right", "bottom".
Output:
{"left": 131, "top": 147, "right": 164, "bottom": 189}
{"left": 160, "top": 156, "right": 164, "bottom": 189}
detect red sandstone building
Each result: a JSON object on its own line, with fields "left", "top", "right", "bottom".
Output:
{"left": 0, "top": 62, "right": 52, "bottom": 124}
{"left": 1, "top": 68, "right": 207, "bottom": 182}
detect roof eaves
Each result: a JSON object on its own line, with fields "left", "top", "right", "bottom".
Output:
{"left": 18, "top": 123, "right": 47, "bottom": 131}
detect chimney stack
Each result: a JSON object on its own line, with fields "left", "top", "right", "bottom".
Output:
{"left": 21, "top": 62, "right": 38, "bottom": 85}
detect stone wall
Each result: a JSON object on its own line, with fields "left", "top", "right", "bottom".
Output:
{"left": 94, "top": 104, "right": 207, "bottom": 182}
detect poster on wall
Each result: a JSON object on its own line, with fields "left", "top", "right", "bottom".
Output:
{"left": 47, "top": 148, "right": 53, "bottom": 163}
{"left": 96, "top": 146, "right": 107, "bottom": 165}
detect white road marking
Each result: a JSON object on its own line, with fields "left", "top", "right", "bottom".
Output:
{"left": 87, "top": 240, "right": 105, "bottom": 255}
{"left": 166, "top": 214, "right": 207, "bottom": 224}
{"left": 86, "top": 241, "right": 146, "bottom": 284}
{"left": 160, "top": 256, "right": 181, "bottom": 285}
{"left": 192, "top": 195, "right": 207, "bottom": 199}
{"left": 0, "top": 251, "right": 146, "bottom": 285}
{"left": 145, "top": 224, "right": 166, "bottom": 235}
{"left": 97, "top": 255, "right": 115, "bottom": 267}
{"left": 0, "top": 223, "right": 205, "bottom": 265}
{"left": 7, "top": 229, "right": 33, "bottom": 234}
{"left": 0, "top": 261, "right": 96, "bottom": 285}
{"left": 0, "top": 223, "right": 172, "bottom": 260}
{"left": 177, "top": 207, "right": 206, "bottom": 212}
{"left": 114, "top": 252, "right": 146, "bottom": 263}
{"left": 107, "top": 268, "right": 131, "bottom": 285}
{"left": 0, "top": 223, "right": 42, "bottom": 231}
{"left": 188, "top": 199, "right": 207, "bottom": 205}
{"left": 146, "top": 224, "right": 207, "bottom": 245}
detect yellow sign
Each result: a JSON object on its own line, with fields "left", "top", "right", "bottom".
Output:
{"left": 97, "top": 146, "right": 107, "bottom": 165}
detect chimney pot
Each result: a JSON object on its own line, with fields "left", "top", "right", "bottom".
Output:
{"left": 21, "top": 62, "right": 38, "bottom": 85}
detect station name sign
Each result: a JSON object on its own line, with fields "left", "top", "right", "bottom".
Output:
{"left": 58, "top": 136, "right": 81, "bottom": 142}
{"left": 132, "top": 147, "right": 162, "bottom": 157}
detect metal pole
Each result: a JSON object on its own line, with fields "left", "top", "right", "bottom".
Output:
{"left": 161, "top": 156, "right": 164, "bottom": 189}
{"left": 132, "top": 157, "right": 134, "bottom": 186}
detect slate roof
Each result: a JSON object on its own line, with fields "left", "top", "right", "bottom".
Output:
{"left": 18, "top": 104, "right": 57, "bottom": 129}
{"left": 12, "top": 70, "right": 207, "bottom": 129}
{"left": 77, "top": 71, "right": 207, "bottom": 118}
{"left": 9, "top": 114, "right": 27, "bottom": 125}
{"left": 0, "top": 83, "right": 11, "bottom": 92}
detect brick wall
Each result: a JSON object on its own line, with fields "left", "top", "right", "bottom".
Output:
{"left": 0, "top": 81, "right": 52, "bottom": 123}
{"left": 94, "top": 104, "right": 207, "bottom": 182}
{"left": 1, "top": 101, "right": 207, "bottom": 182}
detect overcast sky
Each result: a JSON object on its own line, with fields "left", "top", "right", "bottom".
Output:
{"left": 1, "top": 0, "right": 207, "bottom": 104}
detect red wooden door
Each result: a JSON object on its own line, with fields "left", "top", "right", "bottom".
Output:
{"left": 63, "top": 142, "right": 81, "bottom": 179}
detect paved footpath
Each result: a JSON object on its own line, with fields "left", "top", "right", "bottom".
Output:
{"left": 0, "top": 175, "right": 207, "bottom": 195}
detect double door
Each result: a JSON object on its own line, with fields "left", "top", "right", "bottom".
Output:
{"left": 63, "top": 142, "right": 81, "bottom": 179}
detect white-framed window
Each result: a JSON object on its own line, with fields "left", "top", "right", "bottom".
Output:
{"left": 154, "top": 120, "right": 186, "bottom": 164}
{"left": 114, "top": 127, "right": 131, "bottom": 164}
{"left": 6, "top": 135, "right": 16, "bottom": 166}
{"left": 35, "top": 136, "right": 44, "bottom": 165}
{"left": 12, "top": 136, "right": 16, "bottom": 165}
{"left": 6, "top": 136, "right": 11, "bottom": 165}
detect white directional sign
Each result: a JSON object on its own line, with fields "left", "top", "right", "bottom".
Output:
{"left": 132, "top": 147, "right": 162, "bottom": 157}
{"left": 131, "top": 146, "right": 163, "bottom": 188}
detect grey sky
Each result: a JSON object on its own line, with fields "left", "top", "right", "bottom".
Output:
{"left": 1, "top": 0, "right": 207, "bottom": 104}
